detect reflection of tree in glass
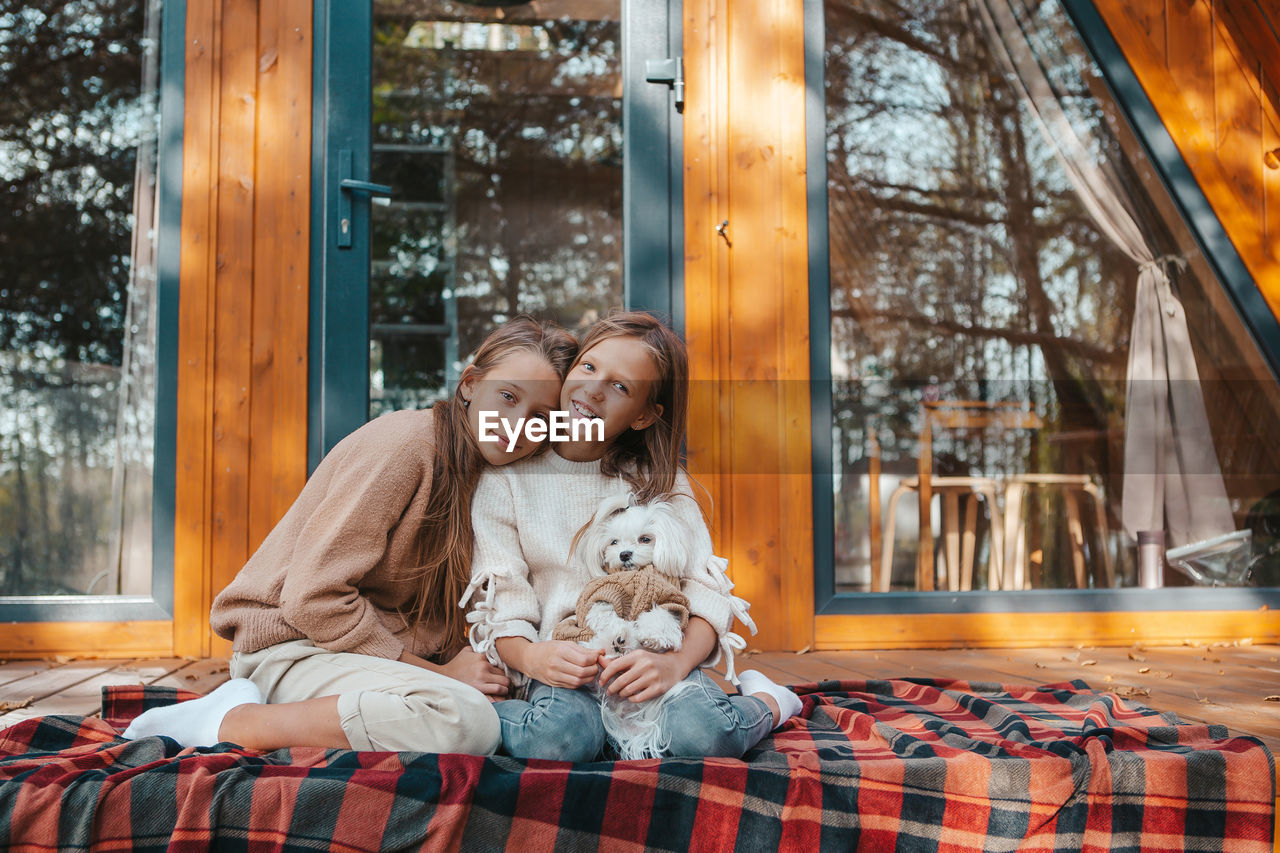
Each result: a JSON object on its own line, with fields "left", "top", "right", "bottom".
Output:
{"left": 0, "top": 2, "right": 154, "bottom": 594}
{"left": 371, "top": 4, "right": 623, "bottom": 380}
{"left": 824, "top": 0, "right": 1158, "bottom": 588}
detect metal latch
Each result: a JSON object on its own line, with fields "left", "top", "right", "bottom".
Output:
{"left": 336, "top": 149, "right": 392, "bottom": 249}
{"left": 645, "top": 57, "right": 684, "bottom": 112}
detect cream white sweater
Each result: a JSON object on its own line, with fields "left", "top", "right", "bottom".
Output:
{"left": 463, "top": 451, "right": 753, "bottom": 682}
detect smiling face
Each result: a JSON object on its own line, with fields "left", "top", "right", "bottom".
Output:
{"left": 559, "top": 335, "right": 663, "bottom": 459}
{"left": 460, "top": 348, "right": 563, "bottom": 466}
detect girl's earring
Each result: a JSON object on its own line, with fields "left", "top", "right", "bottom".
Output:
{"left": 463, "top": 398, "right": 470, "bottom": 409}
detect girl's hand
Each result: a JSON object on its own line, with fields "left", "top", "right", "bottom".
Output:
{"left": 598, "top": 650, "right": 688, "bottom": 703}
{"left": 521, "top": 640, "right": 603, "bottom": 688}
{"left": 440, "top": 648, "right": 511, "bottom": 697}
{"left": 403, "top": 648, "right": 510, "bottom": 698}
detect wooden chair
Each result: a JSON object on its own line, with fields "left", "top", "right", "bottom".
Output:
{"left": 1000, "top": 474, "right": 1113, "bottom": 590}
{"left": 878, "top": 475, "right": 1004, "bottom": 592}
{"left": 915, "top": 401, "right": 1043, "bottom": 590}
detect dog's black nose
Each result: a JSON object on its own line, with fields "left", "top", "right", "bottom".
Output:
{"left": 618, "top": 551, "right": 633, "bottom": 563}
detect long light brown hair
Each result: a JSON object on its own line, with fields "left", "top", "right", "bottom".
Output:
{"left": 576, "top": 311, "right": 689, "bottom": 504}
{"left": 410, "top": 316, "right": 577, "bottom": 653}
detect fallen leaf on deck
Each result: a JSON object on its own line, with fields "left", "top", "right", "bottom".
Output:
{"left": 1113, "top": 685, "right": 1150, "bottom": 698}
{"left": 1034, "top": 662, "right": 1046, "bottom": 669}
{"left": 1062, "top": 652, "right": 1080, "bottom": 662}
{"left": 1198, "top": 697, "right": 1216, "bottom": 705}
{"left": 1263, "top": 695, "right": 1280, "bottom": 702}
{"left": 1081, "top": 660, "right": 1096, "bottom": 666}
{"left": 1138, "top": 666, "right": 1150, "bottom": 674}
{"left": 1127, "top": 651, "right": 1146, "bottom": 662}
{"left": 795, "top": 646, "right": 810, "bottom": 655}
{"left": 1103, "top": 675, "right": 1114, "bottom": 682}
{"left": 0, "top": 697, "right": 33, "bottom": 712}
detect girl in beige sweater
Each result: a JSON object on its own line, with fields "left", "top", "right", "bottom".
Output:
{"left": 123, "top": 317, "right": 576, "bottom": 754}
{"left": 466, "top": 312, "right": 801, "bottom": 761}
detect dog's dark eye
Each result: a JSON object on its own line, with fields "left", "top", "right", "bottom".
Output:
{"left": 609, "top": 539, "right": 618, "bottom": 546}
{"left": 638, "top": 536, "right": 652, "bottom": 544}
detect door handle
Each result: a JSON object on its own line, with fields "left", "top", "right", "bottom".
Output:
{"left": 336, "top": 149, "right": 392, "bottom": 249}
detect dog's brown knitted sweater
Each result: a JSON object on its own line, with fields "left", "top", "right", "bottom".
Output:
{"left": 552, "top": 566, "right": 690, "bottom": 645}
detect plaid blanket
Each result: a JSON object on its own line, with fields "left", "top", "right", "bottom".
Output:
{"left": 0, "top": 678, "right": 1271, "bottom": 852}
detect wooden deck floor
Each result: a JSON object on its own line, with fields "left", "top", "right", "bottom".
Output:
{"left": 0, "top": 643, "right": 1276, "bottom": 757}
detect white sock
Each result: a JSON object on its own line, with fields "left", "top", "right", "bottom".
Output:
{"left": 738, "top": 670, "right": 802, "bottom": 729}
{"left": 122, "top": 678, "right": 263, "bottom": 747}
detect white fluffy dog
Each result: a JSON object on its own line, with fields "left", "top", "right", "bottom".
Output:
{"left": 553, "top": 492, "right": 701, "bottom": 759}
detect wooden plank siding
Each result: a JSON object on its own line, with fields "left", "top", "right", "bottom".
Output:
{"left": 1093, "top": 0, "right": 1280, "bottom": 314}
{"left": 173, "top": 0, "right": 313, "bottom": 658}
{"left": 683, "top": 0, "right": 816, "bottom": 652}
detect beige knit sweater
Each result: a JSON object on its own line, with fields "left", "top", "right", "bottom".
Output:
{"left": 464, "top": 451, "right": 753, "bottom": 682}
{"left": 210, "top": 408, "right": 447, "bottom": 660}
{"left": 551, "top": 567, "right": 691, "bottom": 644}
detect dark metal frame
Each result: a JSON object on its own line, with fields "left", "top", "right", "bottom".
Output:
{"left": 624, "top": 0, "right": 686, "bottom": 331}
{"left": 308, "top": 0, "right": 686, "bottom": 470}
{"left": 0, "top": 0, "right": 185, "bottom": 622}
{"left": 805, "top": 0, "right": 1280, "bottom": 615}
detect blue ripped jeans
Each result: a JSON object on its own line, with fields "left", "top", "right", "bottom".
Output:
{"left": 495, "top": 669, "right": 773, "bottom": 762}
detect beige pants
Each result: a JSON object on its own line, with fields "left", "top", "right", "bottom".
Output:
{"left": 230, "top": 639, "right": 500, "bottom": 754}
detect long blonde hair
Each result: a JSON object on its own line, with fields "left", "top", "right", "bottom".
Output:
{"left": 575, "top": 311, "right": 689, "bottom": 504}
{"left": 410, "top": 316, "right": 577, "bottom": 652}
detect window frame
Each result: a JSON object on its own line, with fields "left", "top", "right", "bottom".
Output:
{"left": 805, "top": 0, "right": 1280, "bottom": 617}
{"left": 0, "top": 0, "right": 184, "bottom": 624}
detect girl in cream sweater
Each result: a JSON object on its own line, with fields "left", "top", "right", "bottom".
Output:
{"left": 465, "top": 312, "right": 801, "bottom": 761}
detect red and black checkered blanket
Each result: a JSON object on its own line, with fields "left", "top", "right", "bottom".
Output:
{"left": 0, "top": 678, "right": 1271, "bottom": 851}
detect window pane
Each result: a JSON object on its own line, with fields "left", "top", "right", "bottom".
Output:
{"left": 0, "top": 2, "right": 161, "bottom": 596}
{"left": 823, "top": 0, "right": 1280, "bottom": 593}
{"left": 370, "top": 2, "right": 623, "bottom": 416}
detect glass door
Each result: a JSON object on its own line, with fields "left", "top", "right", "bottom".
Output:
{"left": 312, "top": 0, "right": 683, "bottom": 462}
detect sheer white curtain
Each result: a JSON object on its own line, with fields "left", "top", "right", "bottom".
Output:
{"left": 972, "top": 0, "right": 1234, "bottom": 547}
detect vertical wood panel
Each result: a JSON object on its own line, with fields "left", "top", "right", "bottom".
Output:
{"left": 208, "top": 0, "right": 258, "bottom": 654}
{"left": 1212, "top": 10, "right": 1265, "bottom": 219}
{"left": 1166, "top": 0, "right": 1215, "bottom": 130}
{"left": 174, "top": 0, "right": 220, "bottom": 657}
{"left": 776, "top": 0, "right": 815, "bottom": 650}
{"left": 686, "top": 0, "right": 813, "bottom": 651}
{"left": 726, "top": 0, "right": 784, "bottom": 649}
{"left": 683, "top": 0, "right": 729, "bottom": 552}
{"left": 1121, "top": 0, "right": 1166, "bottom": 61}
{"left": 1266, "top": 110, "right": 1280, "bottom": 262}
{"left": 248, "top": 0, "right": 311, "bottom": 570}
{"left": 175, "top": 0, "right": 312, "bottom": 655}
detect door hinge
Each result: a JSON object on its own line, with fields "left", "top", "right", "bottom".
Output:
{"left": 645, "top": 57, "right": 685, "bottom": 113}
